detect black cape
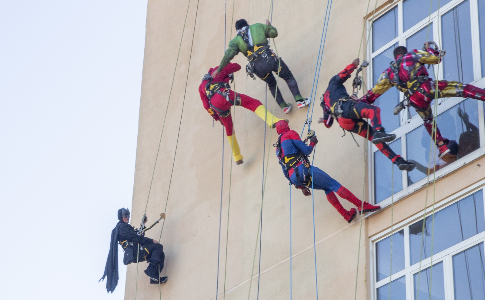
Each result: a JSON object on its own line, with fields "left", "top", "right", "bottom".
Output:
{"left": 99, "top": 221, "right": 122, "bottom": 293}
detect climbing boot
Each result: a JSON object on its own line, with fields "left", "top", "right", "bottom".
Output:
{"left": 395, "top": 157, "right": 416, "bottom": 171}
{"left": 372, "top": 128, "right": 396, "bottom": 144}
{"left": 344, "top": 208, "right": 357, "bottom": 223}
{"left": 254, "top": 105, "right": 282, "bottom": 128}
{"left": 150, "top": 276, "right": 168, "bottom": 284}
{"left": 437, "top": 140, "right": 451, "bottom": 159}
{"left": 236, "top": 159, "right": 244, "bottom": 165}
{"left": 358, "top": 202, "right": 381, "bottom": 214}
{"left": 296, "top": 98, "right": 310, "bottom": 109}
{"left": 283, "top": 104, "right": 292, "bottom": 114}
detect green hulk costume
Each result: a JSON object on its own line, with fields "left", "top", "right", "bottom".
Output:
{"left": 215, "top": 20, "right": 308, "bottom": 113}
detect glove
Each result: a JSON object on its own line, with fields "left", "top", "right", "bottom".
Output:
{"left": 309, "top": 136, "right": 318, "bottom": 147}
{"left": 301, "top": 186, "right": 311, "bottom": 196}
{"left": 207, "top": 109, "right": 220, "bottom": 121}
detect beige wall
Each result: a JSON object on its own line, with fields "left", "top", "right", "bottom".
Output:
{"left": 124, "top": 0, "right": 485, "bottom": 299}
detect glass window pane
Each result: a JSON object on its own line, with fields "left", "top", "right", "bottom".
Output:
{"left": 376, "top": 230, "right": 405, "bottom": 281}
{"left": 409, "top": 190, "right": 485, "bottom": 265}
{"left": 413, "top": 262, "right": 445, "bottom": 300}
{"left": 373, "top": 44, "right": 400, "bottom": 132}
{"left": 442, "top": 0, "right": 474, "bottom": 83}
{"left": 406, "top": 27, "right": 435, "bottom": 119}
{"left": 377, "top": 276, "right": 406, "bottom": 300}
{"left": 479, "top": 0, "right": 485, "bottom": 78}
{"left": 403, "top": 0, "right": 451, "bottom": 32}
{"left": 373, "top": 7, "right": 398, "bottom": 52}
{"left": 406, "top": 98, "right": 480, "bottom": 184}
{"left": 374, "top": 139, "right": 402, "bottom": 203}
{"left": 452, "top": 243, "right": 485, "bottom": 300}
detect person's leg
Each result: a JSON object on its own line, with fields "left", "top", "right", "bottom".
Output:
{"left": 435, "top": 80, "right": 485, "bottom": 101}
{"left": 228, "top": 90, "right": 283, "bottom": 127}
{"left": 253, "top": 59, "right": 289, "bottom": 109}
{"left": 276, "top": 58, "right": 307, "bottom": 104}
{"left": 352, "top": 101, "right": 383, "bottom": 130}
{"left": 219, "top": 114, "right": 243, "bottom": 164}
{"left": 336, "top": 186, "right": 380, "bottom": 213}
{"left": 413, "top": 105, "right": 449, "bottom": 158}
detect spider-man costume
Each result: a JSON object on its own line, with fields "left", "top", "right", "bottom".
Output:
{"left": 362, "top": 46, "right": 485, "bottom": 157}
{"left": 320, "top": 61, "right": 415, "bottom": 171}
{"left": 199, "top": 62, "right": 282, "bottom": 164}
{"left": 274, "top": 120, "right": 379, "bottom": 222}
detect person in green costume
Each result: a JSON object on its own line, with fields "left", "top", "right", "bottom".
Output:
{"left": 211, "top": 19, "right": 309, "bottom": 114}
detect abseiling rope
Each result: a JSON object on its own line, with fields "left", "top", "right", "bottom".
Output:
{"left": 132, "top": 1, "right": 192, "bottom": 299}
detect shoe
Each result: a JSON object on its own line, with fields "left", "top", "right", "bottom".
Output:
{"left": 150, "top": 276, "right": 168, "bottom": 284}
{"left": 358, "top": 202, "right": 381, "bottom": 214}
{"left": 296, "top": 98, "right": 310, "bottom": 109}
{"left": 372, "top": 128, "right": 396, "bottom": 144}
{"left": 438, "top": 141, "right": 451, "bottom": 159}
{"left": 283, "top": 104, "right": 292, "bottom": 114}
{"left": 344, "top": 208, "right": 357, "bottom": 223}
{"left": 236, "top": 159, "right": 244, "bottom": 165}
{"left": 395, "top": 157, "right": 416, "bottom": 171}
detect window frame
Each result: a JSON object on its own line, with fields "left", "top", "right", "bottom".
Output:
{"left": 369, "top": 181, "right": 485, "bottom": 300}
{"left": 366, "top": 0, "right": 485, "bottom": 207}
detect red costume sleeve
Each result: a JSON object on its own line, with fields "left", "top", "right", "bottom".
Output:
{"left": 214, "top": 63, "right": 241, "bottom": 81}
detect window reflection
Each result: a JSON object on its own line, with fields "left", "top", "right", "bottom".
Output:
{"left": 374, "top": 139, "right": 402, "bottom": 203}
{"left": 409, "top": 190, "right": 485, "bottom": 265}
{"left": 377, "top": 276, "right": 406, "bottom": 300}
{"left": 373, "top": 7, "right": 398, "bottom": 52}
{"left": 479, "top": 0, "right": 485, "bottom": 78}
{"left": 373, "top": 44, "right": 400, "bottom": 132}
{"left": 406, "top": 98, "right": 480, "bottom": 184}
{"left": 413, "top": 262, "right": 445, "bottom": 300}
{"left": 442, "top": 0, "right": 473, "bottom": 83}
{"left": 452, "top": 243, "right": 485, "bottom": 300}
{"left": 403, "top": 0, "right": 451, "bottom": 32}
{"left": 376, "top": 230, "right": 405, "bottom": 281}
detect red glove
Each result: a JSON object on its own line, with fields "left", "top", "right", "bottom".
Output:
{"left": 309, "top": 136, "right": 318, "bottom": 147}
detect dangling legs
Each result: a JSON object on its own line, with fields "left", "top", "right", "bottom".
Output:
{"left": 414, "top": 105, "right": 449, "bottom": 158}
{"left": 434, "top": 80, "right": 485, "bottom": 101}
{"left": 275, "top": 58, "right": 309, "bottom": 108}
{"left": 228, "top": 90, "right": 283, "bottom": 128}
{"left": 253, "top": 59, "right": 289, "bottom": 110}
{"left": 219, "top": 113, "right": 243, "bottom": 164}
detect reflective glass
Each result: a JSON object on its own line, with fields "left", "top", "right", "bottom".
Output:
{"left": 373, "top": 44, "right": 400, "bottom": 132}
{"left": 374, "top": 139, "right": 402, "bottom": 203}
{"left": 403, "top": 0, "right": 451, "bottom": 32}
{"left": 406, "top": 27, "right": 435, "bottom": 119}
{"left": 479, "top": 0, "right": 485, "bottom": 78}
{"left": 409, "top": 190, "right": 485, "bottom": 265}
{"left": 377, "top": 276, "right": 406, "bottom": 300}
{"left": 442, "top": 0, "right": 473, "bottom": 83}
{"left": 373, "top": 7, "right": 398, "bottom": 52}
{"left": 376, "top": 230, "right": 405, "bottom": 281}
{"left": 406, "top": 98, "right": 480, "bottom": 184}
{"left": 453, "top": 243, "right": 485, "bottom": 300}
{"left": 413, "top": 262, "right": 445, "bottom": 300}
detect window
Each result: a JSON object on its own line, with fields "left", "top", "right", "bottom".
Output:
{"left": 369, "top": 0, "right": 485, "bottom": 206}
{"left": 372, "top": 188, "right": 485, "bottom": 300}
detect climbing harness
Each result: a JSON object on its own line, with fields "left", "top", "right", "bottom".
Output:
{"left": 204, "top": 78, "right": 241, "bottom": 118}
{"left": 274, "top": 135, "right": 312, "bottom": 188}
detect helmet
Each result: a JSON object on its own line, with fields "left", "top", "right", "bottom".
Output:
{"left": 118, "top": 208, "right": 130, "bottom": 221}
{"left": 275, "top": 120, "right": 290, "bottom": 135}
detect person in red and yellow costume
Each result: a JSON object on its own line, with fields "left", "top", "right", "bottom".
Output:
{"left": 199, "top": 62, "right": 284, "bottom": 165}
{"left": 362, "top": 43, "right": 485, "bottom": 158}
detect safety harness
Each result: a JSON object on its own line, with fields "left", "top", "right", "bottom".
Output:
{"left": 275, "top": 134, "right": 312, "bottom": 187}
{"left": 203, "top": 73, "right": 240, "bottom": 118}
{"left": 237, "top": 26, "right": 273, "bottom": 79}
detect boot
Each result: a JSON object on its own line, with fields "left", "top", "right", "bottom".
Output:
{"left": 372, "top": 128, "right": 396, "bottom": 144}
{"left": 327, "top": 192, "right": 357, "bottom": 223}
{"left": 227, "top": 135, "right": 243, "bottom": 165}
{"left": 394, "top": 157, "right": 416, "bottom": 171}
{"left": 358, "top": 202, "right": 381, "bottom": 214}
{"left": 296, "top": 97, "right": 310, "bottom": 109}
{"left": 254, "top": 105, "right": 282, "bottom": 128}
{"left": 283, "top": 104, "right": 292, "bottom": 114}
{"left": 150, "top": 276, "right": 168, "bottom": 284}
{"left": 463, "top": 84, "right": 485, "bottom": 101}
{"left": 437, "top": 140, "right": 451, "bottom": 159}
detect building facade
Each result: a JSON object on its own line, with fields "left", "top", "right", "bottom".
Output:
{"left": 126, "top": 0, "right": 485, "bottom": 299}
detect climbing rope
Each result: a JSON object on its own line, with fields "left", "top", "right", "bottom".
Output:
{"left": 289, "top": 183, "right": 293, "bottom": 300}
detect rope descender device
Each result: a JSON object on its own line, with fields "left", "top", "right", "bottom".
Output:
{"left": 352, "top": 60, "right": 369, "bottom": 96}
{"left": 304, "top": 130, "right": 315, "bottom": 143}
{"left": 136, "top": 213, "right": 166, "bottom": 235}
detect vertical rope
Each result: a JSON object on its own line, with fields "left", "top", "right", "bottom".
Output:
{"left": 310, "top": 150, "right": 320, "bottom": 300}
{"left": 289, "top": 183, "right": 293, "bottom": 300}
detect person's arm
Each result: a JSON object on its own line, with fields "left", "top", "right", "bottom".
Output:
{"left": 414, "top": 46, "right": 442, "bottom": 65}
{"left": 264, "top": 20, "right": 278, "bottom": 38}
{"left": 289, "top": 131, "right": 315, "bottom": 155}
{"left": 319, "top": 100, "right": 334, "bottom": 128}
{"left": 119, "top": 223, "right": 154, "bottom": 245}
{"left": 199, "top": 84, "right": 220, "bottom": 121}
{"left": 215, "top": 63, "right": 241, "bottom": 81}
{"left": 216, "top": 39, "right": 241, "bottom": 73}
{"left": 361, "top": 70, "right": 393, "bottom": 104}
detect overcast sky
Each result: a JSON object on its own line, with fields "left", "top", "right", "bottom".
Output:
{"left": 0, "top": 1, "right": 148, "bottom": 299}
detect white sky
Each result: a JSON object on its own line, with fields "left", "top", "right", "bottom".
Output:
{"left": 0, "top": 1, "right": 148, "bottom": 299}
